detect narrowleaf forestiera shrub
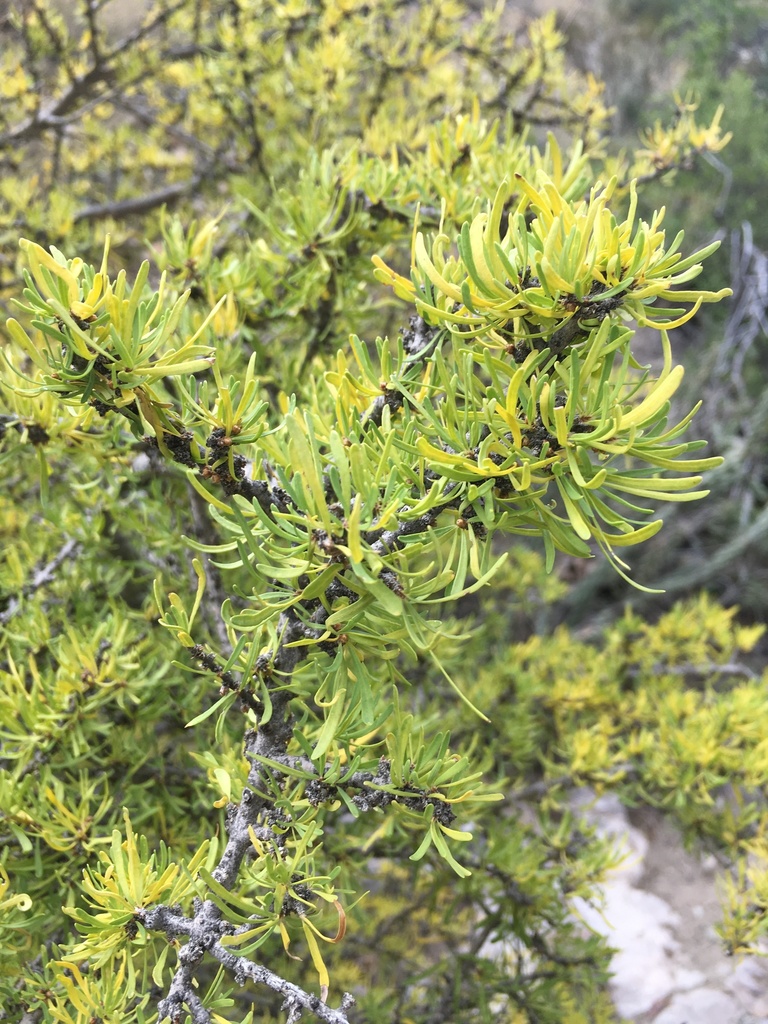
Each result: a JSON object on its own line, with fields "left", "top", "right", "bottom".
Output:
{"left": 3, "top": 3, "right": 765, "bottom": 1024}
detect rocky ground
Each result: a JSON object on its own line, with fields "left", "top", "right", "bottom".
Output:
{"left": 578, "top": 793, "right": 768, "bottom": 1024}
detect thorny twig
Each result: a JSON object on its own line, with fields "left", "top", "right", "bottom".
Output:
{"left": 132, "top": 315, "right": 452, "bottom": 1019}
{"left": 146, "top": 610, "right": 356, "bottom": 1022}
{"left": 0, "top": 537, "right": 80, "bottom": 625}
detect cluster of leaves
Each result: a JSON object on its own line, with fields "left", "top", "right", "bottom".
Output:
{"left": 0, "top": 0, "right": 731, "bottom": 393}
{"left": 0, "top": 2, "right": 748, "bottom": 1023}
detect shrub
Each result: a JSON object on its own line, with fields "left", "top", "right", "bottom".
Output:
{"left": 0, "top": 3, "right": 753, "bottom": 1023}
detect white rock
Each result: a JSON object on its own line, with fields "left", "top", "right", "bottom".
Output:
{"left": 725, "top": 955, "right": 768, "bottom": 1015}
{"left": 565, "top": 791, "right": 766, "bottom": 1021}
{"left": 652, "top": 987, "right": 740, "bottom": 1024}
{"left": 574, "top": 881, "right": 706, "bottom": 1016}
{"left": 574, "top": 880, "right": 677, "bottom": 939}
{"left": 572, "top": 791, "right": 649, "bottom": 884}
{"left": 610, "top": 823, "right": 649, "bottom": 886}
{"left": 701, "top": 853, "right": 719, "bottom": 874}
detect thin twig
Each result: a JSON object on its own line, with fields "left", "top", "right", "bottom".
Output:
{"left": 0, "top": 537, "right": 80, "bottom": 625}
